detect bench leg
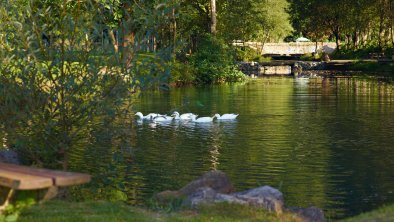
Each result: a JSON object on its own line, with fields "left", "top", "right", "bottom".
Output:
{"left": 40, "top": 186, "right": 58, "bottom": 204}
{"left": 0, "top": 188, "right": 15, "bottom": 211}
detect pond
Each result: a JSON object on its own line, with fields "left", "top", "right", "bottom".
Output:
{"left": 71, "top": 77, "right": 394, "bottom": 219}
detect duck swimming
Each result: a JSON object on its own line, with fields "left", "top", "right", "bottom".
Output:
{"left": 191, "top": 115, "right": 216, "bottom": 123}
{"left": 172, "top": 111, "right": 198, "bottom": 120}
{"left": 135, "top": 112, "right": 160, "bottom": 120}
{"left": 153, "top": 115, "right": 174, "bottom": 122}
{"left": 214, "top": 113, "right": 239, "bottom": 120}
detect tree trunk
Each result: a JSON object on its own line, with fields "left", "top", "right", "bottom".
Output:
{"left": 352, "top": 31, "right": 359, "bottom": 49}
{"left": 109, "top": 30, "right": 118, "bottom": 53}
{"left": 390, "top": 0, "right": 394, "bottom": 45}
{"left": 378, "top": 5, "right": 385, "bottom": 50}
{"left": 210, "top": 0, "right": 217, "bottom": 35}
{"left": 333, "top": 27, "right": 341, "bottom": 51}
{"left": 172, "top": 6, "right": 177, "bottom": 55}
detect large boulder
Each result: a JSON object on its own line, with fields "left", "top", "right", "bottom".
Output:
{"left": 179, "top": 170, "right": 234, "bottom": 196}
{"left": 156, "top": 170, "right": 325, "bottom": 221}
{"left": 183, "top": 187, "right": 247, "bottom": 208}
{"left": 183, "top": 185, "right": 284, "bottom": 214}
{"left": 287, "top": 206, "right": 326, "bottom": 222}
{"left": 156, "top": 170, "right": 234, "bottom": 202}
{"left": 234, "top": 186, "right": 284, "bottom": 213}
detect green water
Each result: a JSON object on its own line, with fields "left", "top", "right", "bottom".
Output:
{"left": 71, "top": 77, "right": 394, "bottom": 219}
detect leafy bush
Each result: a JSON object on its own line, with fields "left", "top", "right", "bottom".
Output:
{"left": 169, "top": 60, "right": 196, "bottom": 85}
{"left": 233, "top": 47, "right": 270, "bottom": 62}
{"left": 189, "top": 35, "right": 245, "bottom": 84}
{"left": 0, "top": 1, "right": 171, "bottom": 170}
{"left": 332, "top": 46, "right": 394, "bottom": 60}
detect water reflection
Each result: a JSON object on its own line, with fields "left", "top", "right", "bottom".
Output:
{"left": 69, "top": 76, "right": 394, "bottom": 219}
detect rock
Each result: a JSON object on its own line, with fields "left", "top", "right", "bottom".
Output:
{"left": 294, "top": 61, "right": 325, "bottom": 71}
{"left": 178, "top": 170, "right": 234, "bottom": 196}
{"left": 156, "top": 170, "right": 234, "bottom": 203}
{"left": 184, "top": 185, "right": 284, "bottom": 214}
{"left": 156, "top": 171, "right": 325, "bottom": 221}
{"left": 234, "top": 186, "right": 284, "bottom": 214}
{"left": 323, "top": 53, "right": 330, "bottom": 62}
{"left": 0, "top": 149, "right": 20, "bottom": 164}
{"left": 287, "top": 206, "right": 326, "bottom": 222}
{"left": 184, "top": 187, "right": 248, "bottom": 208}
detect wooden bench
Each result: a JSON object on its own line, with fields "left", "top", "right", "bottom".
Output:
{"left": 0, "top": 162, "right": 91, "bottom": 210}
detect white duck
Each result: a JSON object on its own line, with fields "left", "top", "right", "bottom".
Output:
{"left": 191, "top": 115, "right": 216, "bottom": 123}
{"left": 153, "top": 115, "right": 174, "bottom": 122}
{"left": 172, "top": 111, "right": 198, "bottom": 120}
{"left": 214, "top": 113, "right": 239, "bottom": 120}
{"left": 135, "top": 112, "right": 160, "bottom": 120}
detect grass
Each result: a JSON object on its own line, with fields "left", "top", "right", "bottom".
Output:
{"left": 340, "top": 204, "right": 394, "bottom": 222}
{"left": 348, "top": 61, "right": 394, "bottom": 75}
{"left": 16, "top": 200, "right": 394, "bottom": 222}
{"left": 18, "top": 201, "right": 302, "bottom": 222}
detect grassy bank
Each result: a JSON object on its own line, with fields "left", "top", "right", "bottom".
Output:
{"left": 17, "top": 200, "right": 394, "bottom": 222}
{"left": 347, "top": 61, "right": 394, "bottom": 75}
{"left": 341, "top": 204, "right": 394, "bottom": 222}
{"left": 18, "top": 201, "right": 302, "bottom": 222}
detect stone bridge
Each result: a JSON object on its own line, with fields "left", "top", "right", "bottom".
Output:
{"left": 234, "top": 42, "right": 337, "bottom": 55}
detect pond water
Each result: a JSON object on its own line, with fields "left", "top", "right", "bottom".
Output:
{"left": 71, "top": 77, "right": 394, "bottom": 219}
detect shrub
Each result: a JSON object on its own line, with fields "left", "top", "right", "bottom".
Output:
{"left": 169, "top": 60, "right": 196, "bottom": 85}
{"left": 233, "top": 47, "right": 269, "bottom": 62}
{"left": 190, "top": 35, "right": 246, "bottom": 84}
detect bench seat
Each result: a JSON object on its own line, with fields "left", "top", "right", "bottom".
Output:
{"left": 0, "top": 162, "right": 91, "bottom": 188}
{"left": 0, "top": 162, "right": 91, "bottom": 209}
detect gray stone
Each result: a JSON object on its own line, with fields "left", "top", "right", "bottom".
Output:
{"left": 156, "top": 170, "right": 234, "bottom": 203}
{"left": 184, "top": 185, "right": 284, "bottom": 214}
{"left": 234, "top": 186, "right": 284, "bottom": 213}
{"left": 184, "top": 187, "right": 244, "bottom": 208}
{"left": 156, "top": 171, "right": 325, "bottom": 221}
{"left": 294, "top": 61, "right": 325, "bottom": 71}
{"left": 287, "top": 206, "right": 326, "bottom": 222}
{"left": 179, "top": 170, "right": 234, "bottom": 196}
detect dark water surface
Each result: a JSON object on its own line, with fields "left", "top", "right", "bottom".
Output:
{"left": 72, "top": 77, "right": 394, "bottom": 219}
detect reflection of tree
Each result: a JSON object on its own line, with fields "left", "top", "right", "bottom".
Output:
{"left": 67, "top": 101, "right": 144, "bottom": 203}
{"left": 323, "top": 78, "right": 394, "bottom": 218}
{"left": 209, "top": 145, "right": 220, "bottom": 170}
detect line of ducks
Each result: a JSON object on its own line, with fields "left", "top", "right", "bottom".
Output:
{"left": 135, "top": 111, "right": 238, "bottom": 123}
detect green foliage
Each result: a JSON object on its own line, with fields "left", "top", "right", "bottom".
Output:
{"left": 299, "top": 52, "right": 322, "bottom": 61}
{"left": 288, "top": 0, "right": 394, "bottom": 50}
{"left": 347, "top": 62, "right": 394, "bottom": 75}
{"left": 170, "top": 60, "right": 196, "bottom": 85}
{"left": 332, "top": 46, "right": 394, "bottom": 60}
{"left": 218, "top": 0, "right": 293, "bottom": 43}
{"left": 234, "top": 47, "right": 270, "bottom": 62}
{"left": 0, "top": 190, "right": 36, "bottom": 222}
{"left": 190, "top": 35, "right": 246, "bottom": 84}
{"left": 0, "top": 0, "right": 172, "bottom": 170}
